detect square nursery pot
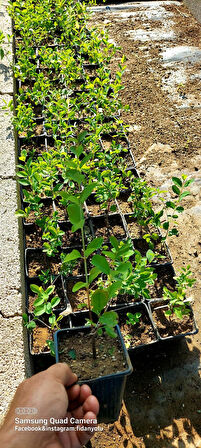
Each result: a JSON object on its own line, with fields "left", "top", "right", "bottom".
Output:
{"left": 115, "top": 302, "right": 158, "bottom": 352}
{"left": 54, "top": 325, "right": 133, "bottom": 423}
{"left": 90, "top": 213, "right": 128, "bottom": 242}
{"left": 148, "top": 299, "right": 198, "bottom": 341}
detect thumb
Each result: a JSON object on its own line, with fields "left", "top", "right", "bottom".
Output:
{"left": 46, "top": 363, "right": 78, "bottom": 387}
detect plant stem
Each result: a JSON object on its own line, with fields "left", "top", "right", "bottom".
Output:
{"left": 81, "top": 225, "right": 96, "bottom": 359}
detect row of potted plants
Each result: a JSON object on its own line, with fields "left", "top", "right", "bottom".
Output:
{"left": 10, "top": 0, "right": 198, "bottom": 422}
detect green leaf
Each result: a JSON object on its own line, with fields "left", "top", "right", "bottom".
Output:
{"left": 60, "top": 192, "right": 79, "bottom": 205}
{"left": 176, "top": 206, "right": 184, "bottom": 213}
{"left": 109, "top": 236, "right": 119, "bottom": 249}
{"left": 146, "top": 250, "right": 155, "bottom": 263}
{"left": 49, "top": 315, "right": 56, "bottom": 325}
{"left": 105, "top": 327, "right": 117, "bottom": 338}
{"left": 166, "top": 201, "right": 175, "bottom": 209}
{"left": 27, "top": 320, "right": 36, "bottom": 330}
{"left": 30, "top": 284, "right": 41, "bottom": 294}
{"left": 110, "top": 204, "right": 117, "bottom": 212}
{"left": 18, "top": 179, "right": 30, "bottom": 186}
{"left": 172, "top": 177, "right": 182, "bottom": 187}
{"left": 108, "top": 281, "right": 122, "bottom": 299}
{"left": 99, "top": 311, "right": 118, "bottom": 328}
{"left": 91, "top": 254, "right": 110, "bottom": 275}
{"left": 0, "top": 48, "right": 4, "bottom": 59}
{"left": 33, "top": 297, "right": 44, "bottom": 307}
{"left": 15, "top": 210, "right": 26, "bottom": 218}
{"left": 71, "top": 220, "right": 85, "bottom": 232}
{"left": 80, "top": 184, "right": 96, "bottom": 203}
{"left": 46, "top": 302, "right": 52, "bottom": 314}
{"left": 91, "top": 289, "right": 109, "bottom": 314}
{"left": 172, "top": 185, "right": 180, "bottom": 195}
{"left": 34, "top": 304, "right": 46, "bottom": 316}
{"left": 22, "top": 313, "right": 28, "bottom": 324}
{"left": 66, "top": 169, "right": 85, "bottom": 186}
{"left": 46, "top": 285, "right": 55, "bottom": 296}
{"left": 62, "top": 249, "right": 81, "bottom": 263}
{"left": 51, "top": 296, "right": 60, "bottom": 307}
{"left": 67, "top": 203, "right": 84, "bottom": 225}
{"left": 84, "top": 237, "right": 103, "bottom": 257}
{"left": 184, "top": 179, "right": 194, "bottom": 187}
{"left": 72, "top": 281, "right": 87, "bottom": 292}
{"left": 163, "top": 221, "right": 169, "bottom": 230}
{"left": 179, "top": 191, "right": 190, "bottom": 200}
{"left": 68, "top": 349, "right": 76, "bottom": 360}
{"left": 89, "top": 266, "right": 101, "bottom": 284}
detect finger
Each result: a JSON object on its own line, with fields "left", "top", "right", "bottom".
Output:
{"left": 68, "top": 384, "right": 92, "bottom": 412}
{"left": 46, "top": 363, "right": 78, "bottom": 387}
{"left": 77, "top": 411, "right": 99, "bottom": 447}
{"left": 70, "top": 394, "right": 99, "bottom": 419}
{"left": 67, "top": 384, "right": 80, "bottom": 402}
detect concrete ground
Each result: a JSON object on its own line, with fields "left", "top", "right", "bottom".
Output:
{"left": 0, "top": 0, "right": 31, "bottom": 424}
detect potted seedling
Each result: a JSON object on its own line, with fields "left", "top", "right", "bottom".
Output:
{"left": 149, "top": 265, "right": 198, "bottom": 339}
{"left": 54, "top": 179, "right": 133, "bottom": 422}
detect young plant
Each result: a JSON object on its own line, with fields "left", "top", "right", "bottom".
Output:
{"left": 23, "top": 284, "right": 63, "bottom": 331}
{"left": 163, "top": 265, "right": 196, "bottom": 319}
{"left": 126, "top": 312, "right": 141, "bottom": 326}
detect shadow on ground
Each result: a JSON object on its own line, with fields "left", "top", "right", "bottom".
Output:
{"left": 123, "top": 337, "right": 201, "bottom": 446}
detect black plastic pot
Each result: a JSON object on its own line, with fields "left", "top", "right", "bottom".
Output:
{"left": 25, "top": 247, "right": 84, "bottom": 279}
{"left": 147, "top": 299, "right": 198, "bottom": 341}
{"left": 116, "top": 302, "right": 158, "bottom": 353}
{"left": 90, "top": 213, "right": 128, "bottom": 242}
{"left": 54, "top": 325, "right": 133, "bottom": 423}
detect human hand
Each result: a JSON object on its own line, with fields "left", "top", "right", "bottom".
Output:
{"left": 0, "top": 363, "right": 99, "bottom": 448}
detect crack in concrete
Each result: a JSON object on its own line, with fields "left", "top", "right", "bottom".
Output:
{"left": 0, "top": 310, "right": 23, "bottom": 319}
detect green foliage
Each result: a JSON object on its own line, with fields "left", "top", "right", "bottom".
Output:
{"left": 126, "top": 312, "right": 141, "bottom": 326}
{"left": 163, "top": 265, "right": 196, "bottom": 319}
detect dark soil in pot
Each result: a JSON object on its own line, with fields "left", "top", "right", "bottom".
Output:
{"left": 27, "top": 252, "right": 62, "bottom": 277}
{"left": 24, "top": 201, "right": 54, "bottom": 224}
{"left": 151, "top": 302, "right": 194, "bottom": 337}
{"left": 125, "top": 216, "right": 151, "bottom": 239}
{"left": 32, "top": 326, "right": 53, "bottom": 354}
{"left": 25, "top": 225, "right": 43, "bottom": 248}
{"left": 92, "top": 215, "right": 126, "bottom": 242}
{"left": 58, "top": 331, "right": 127, "bottom": 380}
{"left": 20, "top": 138, "right": 46, "bottom": 156}
{"left": 61, "top": 225, "right": 82, "bottom": 247}
{"left": 101, "top": 135, "right": 128, "bottom": 152}
{"left": 148, "top": 265, "right": 176, "bottom": 299}
{"left": 117, "top": 191, "right": 133, "bottom": 214}
{"left": 54, "top": 200, "right": 67, "bottom": 221}
{"left": 86, "top": 195, "right": 116, "bottom": 217}
{"left": 134, "top": 238, "right": 171, "bottom": 264}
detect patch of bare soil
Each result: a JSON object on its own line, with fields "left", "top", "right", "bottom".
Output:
{"left": 88, "top": 2, "right": 201, "bottom": 447}
{"left": 32, "top": 326, "right": 53, "bottom": 354}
